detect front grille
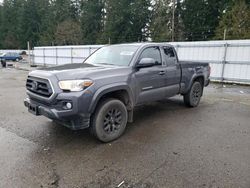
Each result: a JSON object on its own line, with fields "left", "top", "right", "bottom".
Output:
{"left": 26, "top": 76, "right": 53, "bottom": 98}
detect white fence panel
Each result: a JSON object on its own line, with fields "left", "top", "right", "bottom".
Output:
{"left": 171, "top": 40, "right": 250, "bottom": 83}
{"left": 210, "top": 63, "right": 223, "bottom": 79}
{"left": 224, "top": 64, "right": 250, "bottom": 81}
{"left": 34, "top": 45, "right": 103, "bottom": 66}
{"left": 33, "top": 40, "right": 250, "bottom": 84}
{"left": 226, "top": 45, "right": 250, "bottom": 63}
{"left": 176, "top": 45, "right": 224, "bottom": 62}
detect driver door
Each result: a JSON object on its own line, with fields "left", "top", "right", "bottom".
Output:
{"left": 135, "top": 46, "right": 168, "bottom": 104}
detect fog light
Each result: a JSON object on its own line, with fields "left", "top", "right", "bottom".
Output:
{"left": 66, "top": 102, "right": 72, "bottom": 109}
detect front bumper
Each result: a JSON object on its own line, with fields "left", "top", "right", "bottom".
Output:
{"left": 24, "top": 98, "right": 90, "bottom": 130}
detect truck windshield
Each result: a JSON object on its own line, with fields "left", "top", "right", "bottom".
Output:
{"left": 84, "top": 45, "right": 139, "bottom": 66}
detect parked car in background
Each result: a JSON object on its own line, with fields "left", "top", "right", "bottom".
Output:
{"left": 0, "top": 52, "right": 23, "bottom": 62}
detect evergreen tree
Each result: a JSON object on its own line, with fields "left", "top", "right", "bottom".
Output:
{"left": 130, "top": 0, "right": 151, "bottom": 42}
{"left": 55, "top": 19, "right": 82, "bottom": 45}
{"left": 80, "top": 0, "right": 104, "bottom": 44}
{"left": 39, "top": 1, "right": 56, "bottom": 46}
{"left": 174, "top": 0, "right": 185, "bottom": 41}
{"left": 215, "top": 0, "right": 250, "bottom": 40}
{"left": 150, "top": 0, "right": 184, "bottom": 42}
{"left": 102, "top": 0, "right": 133, "bottom": 43}
{"left": 150, "top": 0, "right": 172, "bottom": 42}
{"left": 102, "top": 0, "right": 151, "bottom": 44}
{"left": 1, "top": 0, "right": 24, "bottom": 49}
{"left": 180, "top": 0, "right": 232, "bottom": 41}
{"left": 0, "top": 4, "right": 3, "bottom": 48}
{"left": 53, "top": 0, "right": 79, "bottom": 23}
{"left": 20, "top": 0, "right": 44, "bottom": 48}
{"left": 0, "top": 0, "right": 249, "bottom": 49}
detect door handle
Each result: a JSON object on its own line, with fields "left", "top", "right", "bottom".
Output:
{"left": 158, "top": 71, "right": 166, "bottom": 75}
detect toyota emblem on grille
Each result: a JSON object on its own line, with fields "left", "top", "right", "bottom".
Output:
{"left": 31, "top": 81, "right": 38, "bottom": 90}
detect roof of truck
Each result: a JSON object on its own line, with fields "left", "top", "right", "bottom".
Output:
{"left": 110, "top": 42, "right": 172, "bottom": 47}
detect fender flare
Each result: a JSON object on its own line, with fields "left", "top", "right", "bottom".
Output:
{"left": 88, "top": 83, "right": 134, "bottom": 113}
{"left": 186, "top": 74, "right": 205, "bottom": 93}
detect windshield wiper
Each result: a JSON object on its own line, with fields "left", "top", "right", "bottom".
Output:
{"left": 98, "top": 63, "right": 114, "bottom": 66}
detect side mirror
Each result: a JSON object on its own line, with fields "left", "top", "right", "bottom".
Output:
{"left": 136, "top": 58, "right": 156, "bottom": 68}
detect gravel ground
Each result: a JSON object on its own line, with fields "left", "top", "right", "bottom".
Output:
{"left": 0, "top": 68, "right": 250, "bottom": 188}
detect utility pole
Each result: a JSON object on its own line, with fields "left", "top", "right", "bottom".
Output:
{"left": 27, "top": 41, "right": 31, "bottom": 66}
{"left": 172, "top": 0, "right": 176, "bottom": 42}
{"left": 223, "top": 28, "right": 227, "bottom": 40}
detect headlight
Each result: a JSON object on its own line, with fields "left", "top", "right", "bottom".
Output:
{"left": 58, "top": 79, "right": 93, "bottom": 92}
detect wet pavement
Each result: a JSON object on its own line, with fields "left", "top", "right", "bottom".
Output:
{"left": 0, "top": 68, "right": 250, "bottom": 188}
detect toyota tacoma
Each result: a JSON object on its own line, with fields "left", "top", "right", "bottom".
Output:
{"left": 24, "top": 43, "right": 210, "bottom": 142}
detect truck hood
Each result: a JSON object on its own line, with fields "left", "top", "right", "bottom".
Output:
{"left": 32, "top": 63, "right": 131, "bottom": 80}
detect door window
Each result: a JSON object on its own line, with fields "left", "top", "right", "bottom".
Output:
{"left": 163, "top": 46, "right": 177, "bottom": 66}
{"left": 139, "top": 47, "right": 162, "bottom": 65}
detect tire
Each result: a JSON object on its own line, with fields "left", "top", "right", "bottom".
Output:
{"left": 1, "top": 59, "right": 6, "bottom": 68}
{"left": 15, "top": 58, "right": 19, "bottom": 62}
{"left": 184, "top": 81, "right": 203, "bottom": 107}
{"left": 90, "top": 98, "right": 128, "bottom": 143}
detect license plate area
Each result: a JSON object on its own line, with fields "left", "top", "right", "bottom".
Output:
{"left": 28, "top": 103, "right": 39, "bottom": 115}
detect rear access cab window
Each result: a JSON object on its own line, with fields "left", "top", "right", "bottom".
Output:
{"left": 163, "top": 46, "right": 177, "bottom": 65}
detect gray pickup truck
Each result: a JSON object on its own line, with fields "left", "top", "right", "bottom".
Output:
{"left": 24, "top": 43, "right": 210, "bottom": 142}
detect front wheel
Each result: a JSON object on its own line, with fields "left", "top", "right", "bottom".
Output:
{"left": 184, "top": 81, "right": 203, "bottom": 107}
{"left": 90, "top": 98, "right": 128, "bottom": 142}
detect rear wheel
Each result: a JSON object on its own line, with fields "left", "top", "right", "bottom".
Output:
{"left": 15, "top": 58, "right": 20, "bottom": 62}
{"left": 184, "top": 81, "right": 203, "bottom": 107}
{"left": 90, "top": 98, "right": 128, "bottom": 142}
